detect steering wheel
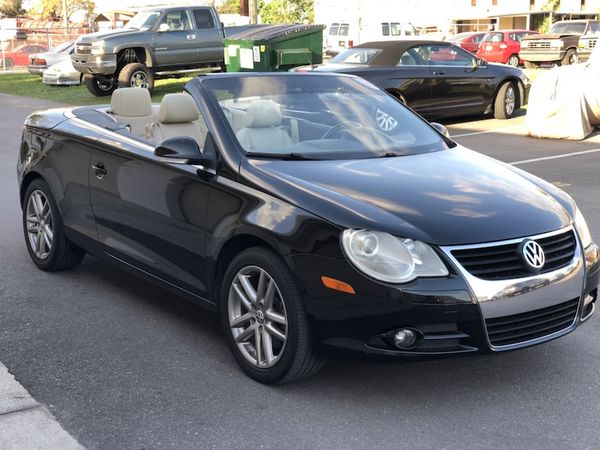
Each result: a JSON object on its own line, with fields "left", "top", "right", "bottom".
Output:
{"left": 321, "top": 121, "right": 362, "bottom": 140}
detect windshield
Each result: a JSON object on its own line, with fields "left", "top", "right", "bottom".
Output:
{"left": 550, "top": 22, "right": 586, "bottom": 34}
{"left": 52, "top": 41, "right": 73, "bottom": 53}
{"left": 331, "top": 48, "right": 380, "bottom": 64}
{"left": 125, "top": 11, "right": 161, "bottom": 30}
{"left": 204, "top": 75, "right": 449, "bottom": 160}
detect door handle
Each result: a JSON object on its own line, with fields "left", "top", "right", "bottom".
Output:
{"left": 92, "top": 162, "right": 107, "bottom": 179}
{"left": 186, "top": 34, "right": 196, "bottom": 40}
{"left": 432, "top": 71, "right": 446, "bottom": 75}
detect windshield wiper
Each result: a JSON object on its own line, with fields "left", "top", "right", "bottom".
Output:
{"left": 378, "top": 151, "right": 408, "bottom": 158}
{"left": 246, "top": 152, "right": 320, "bottom": 160}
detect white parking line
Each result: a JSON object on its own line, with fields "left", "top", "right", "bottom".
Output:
{"left": 510, "top": 147, "right": 600, "bottom": 165}
{"left": 451, "top": 124, "right": 523, "bottom": 138}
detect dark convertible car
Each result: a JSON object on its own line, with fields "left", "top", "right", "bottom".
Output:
{"left": 293, "top": 40, "right": 530, "bottom": 120}
{"left": 18, "top": 74, "right": 598, "bottom": 384}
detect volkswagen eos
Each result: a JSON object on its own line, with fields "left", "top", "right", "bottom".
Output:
{"left": 17, "top": 73, "right": 598, "bottom": 383}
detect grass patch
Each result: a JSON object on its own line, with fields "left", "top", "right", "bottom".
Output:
{"left": 0, "top": 72, "right": 193, "bottom": 105}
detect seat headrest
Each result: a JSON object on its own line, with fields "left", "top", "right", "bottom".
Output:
{"left": 246, "top": 100, "right": 282, "bottom": 128}
{"left": 111, "top": 87, "right": 152, "bottom": 117}
{"left": 158, "top": 93, "right": 200, "bottom": 123}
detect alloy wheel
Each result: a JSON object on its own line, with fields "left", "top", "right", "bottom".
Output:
{"left": 507, "top": 55, "right": 519, "bottom": 67}
{"left": 130, "top": 71, "right": 149, "bottom": 89}
{"left": 228, "top": 266, "right": 288, "bottom": 368}
{"left": 26, "top": 190, "right": 53, "bottom": 260}
{"left": 504, "top": 85, "right": 515, "bottom": 116}
{"left": 96, "top": 78, "right": 114, "bottom": 92}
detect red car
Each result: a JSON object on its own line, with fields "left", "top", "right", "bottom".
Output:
{"left": 476, "top": 29, "right": 538, "bottom": 66}
{"left": 0, "top": 44, "right": 47, "bottom": 68}
{"left": 449, "top": 32, "right": 486, "bottom": 53}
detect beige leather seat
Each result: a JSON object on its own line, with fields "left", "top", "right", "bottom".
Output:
{"left": 110, "top": 88, "right": 153, "bottom": 136}
{"left": 146, "top": 93, "right": 206, "bottom": 145}
{"left": 235, "top": 100, "right": 292, "bottom": 151}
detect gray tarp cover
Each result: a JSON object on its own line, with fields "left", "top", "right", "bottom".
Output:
{"left": 526, "top": 44, "right": 600, "bottom": 140}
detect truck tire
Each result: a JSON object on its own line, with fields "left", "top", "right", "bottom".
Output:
{"left": 561, "top": 49, "right": 579, "bottom": 66}
{"left": 494, "top": 81, "right": 517, "bottom": 120}
{"left": 118, "top": 63, "right": 154, "bottom": 91}
{"left": 524, "top": 61, "right": 540, "bottom": 69}
{"left": 84, "top": 75, "right": 116, "bottom": 96}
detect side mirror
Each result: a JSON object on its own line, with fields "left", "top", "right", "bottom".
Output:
{"left": 430, "top": 122, "right": 450, "bottom": 138}
{"left": 158, "top": 23, "right": 170, "bottom": 32}
{"left": 154, "top": 136, "right": 214, "bottom": 168}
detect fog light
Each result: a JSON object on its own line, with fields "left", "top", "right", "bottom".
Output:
{"left": 393, "top": 329, "right": 417, "bottom": 349}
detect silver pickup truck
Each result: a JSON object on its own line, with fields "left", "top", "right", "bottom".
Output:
{"left": 72, "top": 6, "right": 225, "bottom": 96}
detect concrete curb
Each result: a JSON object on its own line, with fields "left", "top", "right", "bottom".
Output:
{"left": 0, "top": 362, "right": 83, "bottom": 450}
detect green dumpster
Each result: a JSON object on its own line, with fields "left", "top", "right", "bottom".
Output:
{"left": 224, "top": 24, "right": 325, "bottom": 72}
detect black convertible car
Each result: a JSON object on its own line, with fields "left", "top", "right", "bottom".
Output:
{"left": 293, "top": 40, "right": 531, "bottom": 120}
{"left": 18, "top": 74, "right": 597, "bottom": 384}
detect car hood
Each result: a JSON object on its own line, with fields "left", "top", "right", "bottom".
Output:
{"left": 241, "top": 147, "right": 571, "bottom": 245}
{"left": 77, "top": 29, "right": 143, "bottom": 43}
{"left": 523, "top": 33, "right": 580, "bottom": 40}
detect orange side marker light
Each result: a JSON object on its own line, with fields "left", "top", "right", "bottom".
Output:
{"left": 321, "top": 276, "right": 356, "bottom": 294}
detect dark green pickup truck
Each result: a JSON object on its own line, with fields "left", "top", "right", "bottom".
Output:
{"left": 72, "top": 6, "right": 225, "bottom": 96}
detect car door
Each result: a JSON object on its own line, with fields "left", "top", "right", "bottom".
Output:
{"left": 191, "top": 8, "right": 224, "bottom": 63}
{"left": 88, "top": 129, "right": 212, "bottom": 298}
{"left": 424, "top": 43, "right": 491, "bottom": 117}
{"left": 152, "top": 9, "right": 198, "bottom": 67}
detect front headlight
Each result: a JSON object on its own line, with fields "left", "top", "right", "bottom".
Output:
{"left": 550, "top": 40, "right": 564, "bottom": 49}
{"left": 574, "top": 207, "right": 593, "bottom": 248}
{"left": 91, "top": 41, "right": 105, "bottom": 55}
{"left": 341, "top": 229, "right": 448, "bottom": 283}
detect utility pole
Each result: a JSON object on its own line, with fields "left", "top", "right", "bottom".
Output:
{"left": 62, "top": 0, "right": 68, "bottom": 32}
{"left": 249, "top": 0, "right": 258, "bottom": 24}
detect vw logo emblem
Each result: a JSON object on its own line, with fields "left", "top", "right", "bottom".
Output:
{"left": 520, "top": 239, "right": 545, "bottom": 271}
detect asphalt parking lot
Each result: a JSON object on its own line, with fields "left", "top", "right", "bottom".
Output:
{"left": 0, "top": 94, "right": 599, "bottom": 449}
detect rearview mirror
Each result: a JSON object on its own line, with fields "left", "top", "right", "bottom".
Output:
{"left": 154, "top": 136, "right": 213, "bottom": 167}
{"left": 430, "top": 122, "right": 450, "bottom": 138}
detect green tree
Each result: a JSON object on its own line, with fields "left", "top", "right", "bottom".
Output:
{"left": 259, "top": 0, "right": 314, "bottom": 24}
{"left": 218, "top": 0, "right": 241, "bottom": 15}
{"left": 538, "top": 0, "right": 560, "bottom": 33}
{"left": 26, "top": 0, "right": 95, "bottom": 20}
{"left": 0, "top": 0, "right": 24, "bottom": 17}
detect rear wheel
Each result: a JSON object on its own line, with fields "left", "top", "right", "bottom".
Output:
{"left": 2, "top": 58, "right": 14, "bottom": 68}
{"left": 524, "top": 61, "right": 540, "bottom": 69}
{"left": 507, "top": 54, "right": 519, "bottom": 67}
{"left": 84, "top": 74, "right": 116, "bottom": 96}
{"left": 494, "top": 81, "right": 517, "bottom": 120}
{"left": 220, "top": 247, "right": 323, "bottom": 384}
{"left": 118, "top": 63, "right": 154, "bottom": 91}
{"left": 561, "top": 49, "right": 579, "bottom": 66}
{"left": 22, "top": 179, "right": 84, "bottom": 271}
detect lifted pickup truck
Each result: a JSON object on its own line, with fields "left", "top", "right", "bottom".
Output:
{"left": 72, "top": 6, "right": 225, "bottom": 96}
{"left": 520, "top": 20, "right": 600, "bottom": 68}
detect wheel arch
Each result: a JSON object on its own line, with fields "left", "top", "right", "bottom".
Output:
{"left": 115, "top": 45, "right": 154, "bottom": 69}
{"left": 19, "top": 171, "right": 44, "bottom": 207}
{"left": 492, "top": 77, "right": 523, "bottom": 112}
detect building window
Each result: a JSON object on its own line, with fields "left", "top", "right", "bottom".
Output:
{"left": 471, "top": 0, "right": 476, "bottom": 6}
{"left": 530, "top": 0, "right": 535, "bottom": 9}
{"left": 581, "top": 0, "right": 586, "bottom": 10}
{"left": 492, "top": 0, "right": 497, "bottom": 5}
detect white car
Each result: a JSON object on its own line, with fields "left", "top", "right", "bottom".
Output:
{"left": 42, "top": 59, "right": 81, "bottom": 86}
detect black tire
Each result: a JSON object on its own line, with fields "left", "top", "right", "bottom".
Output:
{"left": 507, "top": 54, "right": 519, "bottom": 67}
{"left": 22, "top": 179, "right": 84, "bottom": 271}
{"left": 3, "top": 58, "right": 14, "bottom": 68}
{"left": 118, "top": 63, "right": 154, "bottom": 91}
{"left": 561, "top": 49, "right": 579, "bottom": 66}
{"left": 494, "top": 81, "right": 517, "bottom": 120}
{"left": 524, "top": 61, "right": 540, "bottom": 69}
{"left": 84, "top": 74, "right": 116, "bottom": 96}
{"left": 220, "top": 247, "right": 323, "bottom": 384}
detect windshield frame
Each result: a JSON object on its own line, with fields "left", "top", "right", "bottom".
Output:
{"left": 125, "top": 11, "right": 161, "bottom": 30}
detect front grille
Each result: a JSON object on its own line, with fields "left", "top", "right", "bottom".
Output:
{"left": 587, "top": 39, "right": 597, "bottom": 49}
{"left": 75, "top": 43, "right": 91, "bottom": 55}
{"left": 486, "top": 298, "right": 579, "bottom": 347}
{"left": 527, "top": 41, "right": 551, "bottom": 49}
{"left": 451, "top": 229, "right": 576, "bottom": 280}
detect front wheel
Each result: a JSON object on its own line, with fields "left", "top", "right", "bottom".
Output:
{"left": 83, "top": 74, "right": 116, "bottom": 96}
{"left": 494, "top": 81, "right": 517, "bottom": 120}
{"left": 118, "top": 63, "right": 154, "bottom": 92}
{"left": 22, "top": 179, "right": 85, "bottom": 271}
{"left": 2, "top": 58, "right": 14, "bottom": 68}
{"left": 561, "top": 49, "right": 579, "bottom": 66}
{"left": 220, "top": 247, "right": 323, "bottom": 384}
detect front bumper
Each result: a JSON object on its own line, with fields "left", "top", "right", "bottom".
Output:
{"left": 42, "top": 72, "right": 80, "bottom": 85}
{"left": 27, "top": 65, "right": 47, "bottom": 74}
{"left": 520, "top": 50, "right": 565, "bottom": 62}
{"left": 71, "top": 54, "right": 117, "bottom": 75}
{"left": 577, "top": 48, "right": 592, "bottom": 62}
{"left": 292, "top": 228, "right": 599, "bottom": 358}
